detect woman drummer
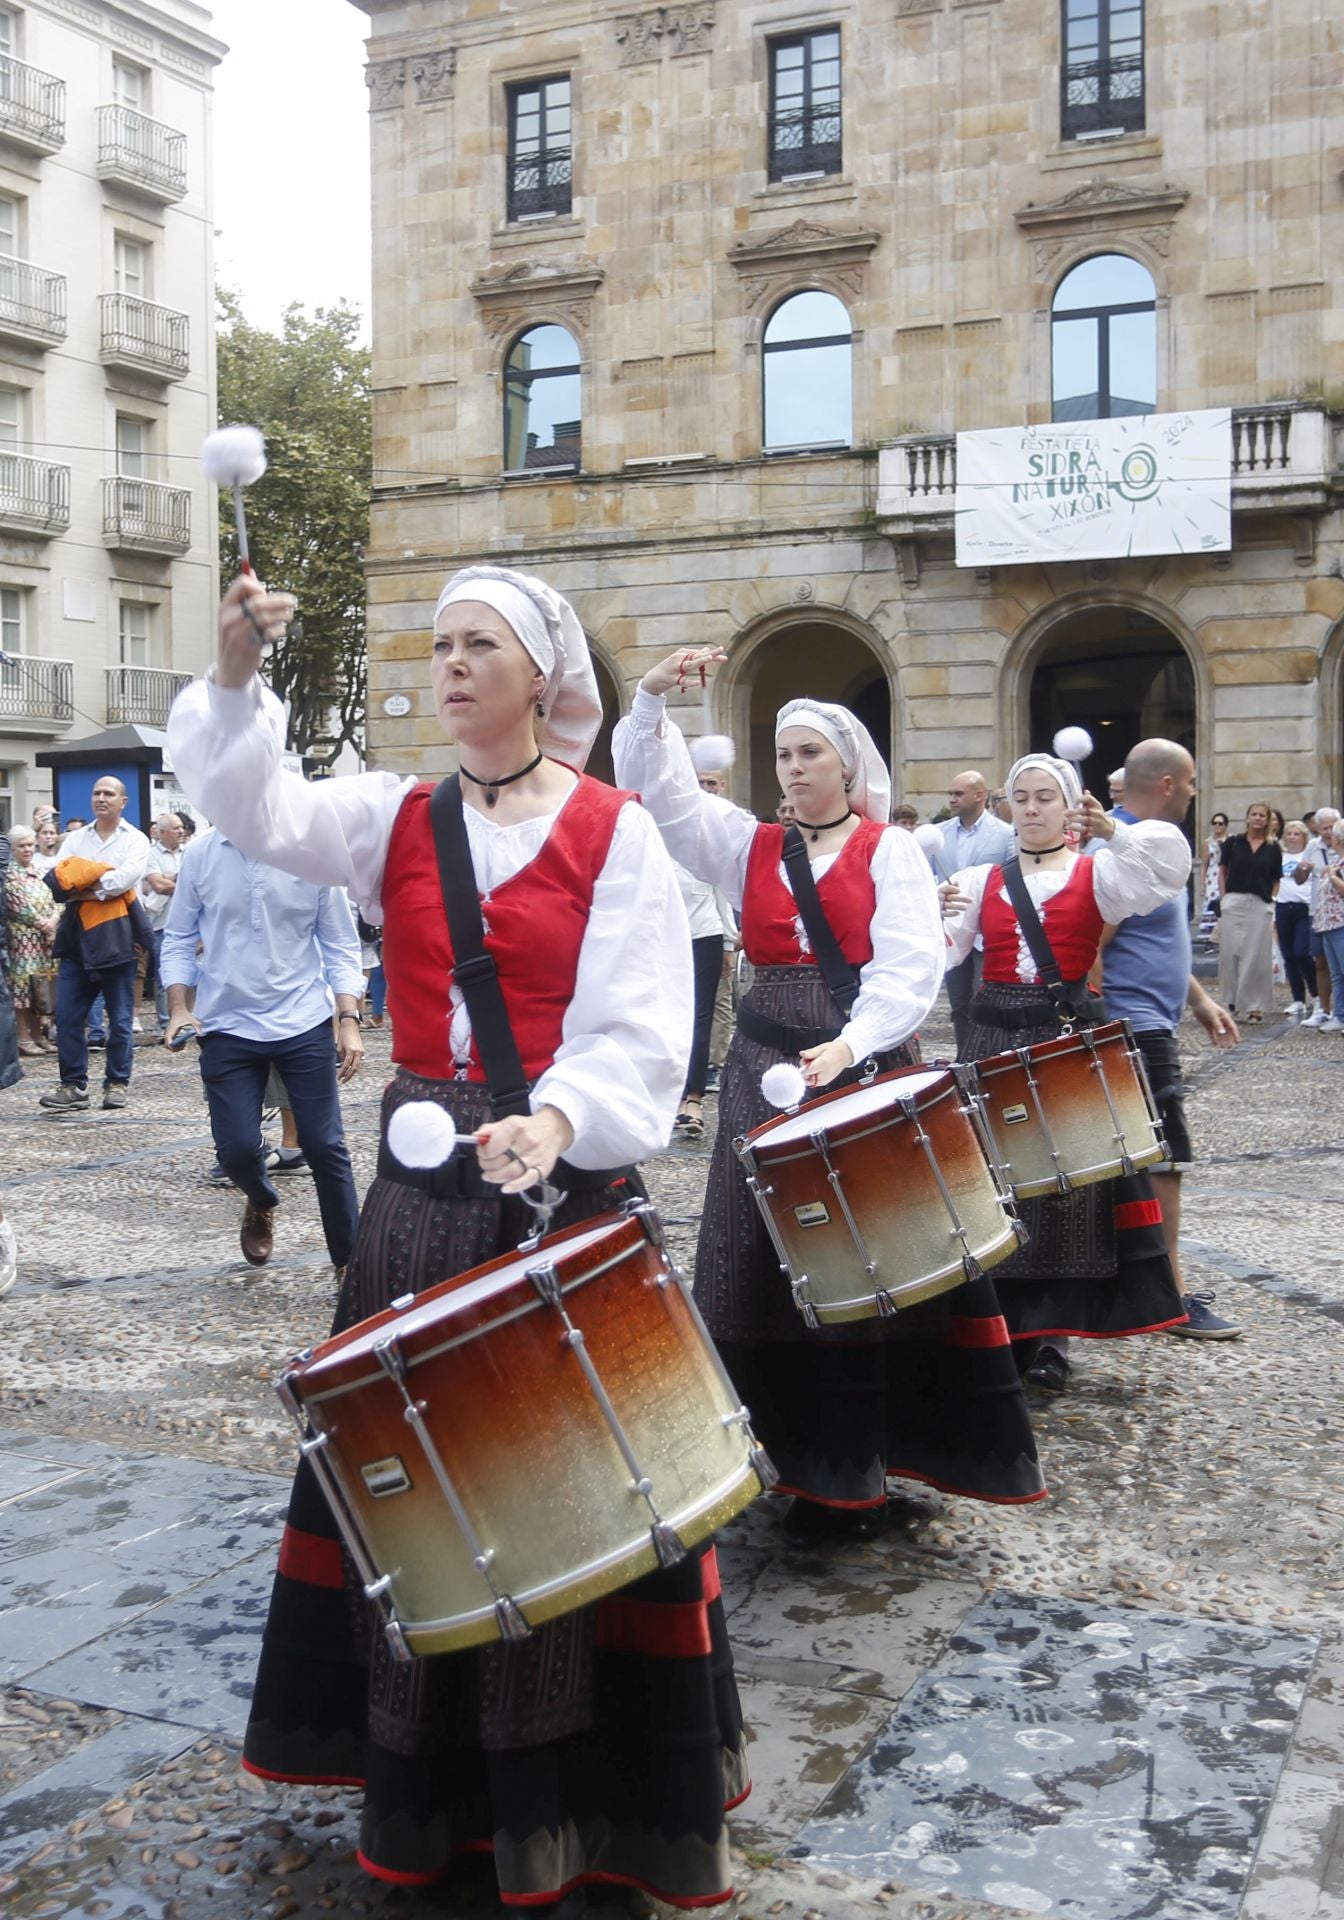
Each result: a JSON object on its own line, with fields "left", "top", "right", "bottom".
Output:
{"left": 940, "top": 750, "right": 1192, "bottom": 1378}
{"left": 614, "top": 647, "right": 1047, "bottom": 1547}
{"left": 168, "top": 570, "right": 745, "bottom": 1917}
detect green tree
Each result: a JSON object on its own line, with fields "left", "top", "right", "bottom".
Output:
{"left": 214, "top": 290, "right": 371, "bottom": 764}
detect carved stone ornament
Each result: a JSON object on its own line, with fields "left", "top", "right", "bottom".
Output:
{"left": 412, "top": 50, "right": 456, "bottom": 103}
{"left": 470, "top": 258, "right": 606, "bottom": 341}
{"left": 616, "top": 5, "right": 716, "bottom": 64}
{"left": 1016, "top": 180, "right": 1188, "bottom": 277}
{"left": 366, "top": 59, "right": 407, "bottom": 111}
{"left": 728, "top": 220, "right": 881, "bottom": 311}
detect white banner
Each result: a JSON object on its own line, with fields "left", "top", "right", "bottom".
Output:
{"left": 954, "top": 410, "right": 1232, "bottom": 568}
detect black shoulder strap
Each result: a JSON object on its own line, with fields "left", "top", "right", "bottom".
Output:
{"left": 427, "top": 775, "right": 532, "bottom": 1118}
{"left": 780, "top": 824, "right": 860, "bottom": 1019}
{"left": 998, "top": 855, "right": 1084, "bottom": 1023}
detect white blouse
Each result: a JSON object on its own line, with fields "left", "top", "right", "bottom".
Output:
{"left": 612, "top": 687, "right": 945, "bottom": 1062}
{"left": 942, "top": 826, "right": 1193, "bottom": 983}
{"left": 166, "top": 673, "right": 692, "bottom": 1171}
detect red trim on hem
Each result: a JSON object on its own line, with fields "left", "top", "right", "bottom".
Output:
{"left": 596, "top": 1595, "right": 713, "bottom": 1660}
{"left": 724, "top": 1779, "right": 754, "bottom": 1812}
{"left": 358, "top": 1849, "right": 447, "bottom": 1887}
{"left": 241, "top": 1756, "right": 366, "bottom": 1789}
{"left": 702, "top": 1545, "right": 722, "bottom": 1606}
{"left": 945, "top": 1314, "right": 1014, "bottom": 1350}
{"left": 499, "top": 1872, "right": 734, "bottom": 1910}
{"left": 770, "top": 1484, "right": 889, "bottom": 1511}
{"left": 276, "top": 1524, "right": 344, "bottom": 1590}
{"left": 885, "top": 1465, "right": 1050, "bottom": 1506}
{"left": 1114, "top": 1198, "right": 1164, "bottom": 1229}
{"left": 1007, "top": 1315, "right": 1188, "bottom": 1341}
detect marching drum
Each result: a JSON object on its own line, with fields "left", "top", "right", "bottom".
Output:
{"left": 278, "top": 1204, "right": 772, "bottom": 1660}
{"left": 969, "top": 1019, "right": 1165, "bottom": 1200}
{"left": 735, "top": 1065, "right": 1021, "bottom": 1327}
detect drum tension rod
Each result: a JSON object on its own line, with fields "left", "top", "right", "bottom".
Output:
{"left": 1082, "top": 1032, "right": 1139, "bottom": 1176}
{"left": 1014, "top": 1048, "right": 1074, "bottom": 1195}
{"left": 809, "top": 1129, "right": 878, "bottom": 1278}
{"left": 900, "top": 1096, "right": 984, "bottom": 1283}
{"left": 736, "top": 1141, "right": 817, "bottom": 1326}
{"left": 527, "top": 1262, "right": 688, "bottom": 1570}
{"left": 1126, "top": 1039, "right": 1170, "bottom": 1162}
{"left": 276, "top": 1367, "right": 420, "bottom": 1664}
{"left": 372, "top": 1334, "right": 531, "bottom": 1644}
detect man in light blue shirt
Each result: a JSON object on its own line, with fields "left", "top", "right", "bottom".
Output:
{"left": 934, "top": 770, "right": 1015, "bottom": 1052}
{"left": 160, "top": 834, "right": 365, "bottom": 1275}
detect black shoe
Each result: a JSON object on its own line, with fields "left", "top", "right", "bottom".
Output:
{"left": 781, "top": 1497, "right": 837, "bottom": 1545}
{"left": 1024, "top": 1347, "right": 1070, "bottom": 1393}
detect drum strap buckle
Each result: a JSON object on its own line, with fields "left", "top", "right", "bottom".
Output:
{"left": 1014, "top": 1048, "right": 1075, "bottom": 1195}
{"left": 527, "top": 1262, "right": 689, "bottom": 1570}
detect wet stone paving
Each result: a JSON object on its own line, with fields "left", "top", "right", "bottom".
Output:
{"left": 0, "top": 1000, "right": 1343, "bottom": 1918}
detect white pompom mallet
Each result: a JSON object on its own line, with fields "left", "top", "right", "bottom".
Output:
{"left": 1052, "top": 725, "right": 1094, "bottom": 770}
{"left": 386, "top": 1100, "right": 477, "bottom": 1170}
{"left": 690, "top": 732, "right": 737, "bottom": 773}
{"left": 913, "top": 822, "right": 944, "bottom": 858}
{"left": 202, "top": 425, "right": 267, "bottom": 575}
{"left": 761, "top": 1061, "right": 808, "bottom": 1110}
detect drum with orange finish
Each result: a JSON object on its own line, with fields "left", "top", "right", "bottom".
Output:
{"left": 277, "top": 1204, "right": 772, "bottom": 1660}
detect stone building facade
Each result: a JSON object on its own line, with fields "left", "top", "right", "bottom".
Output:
{"left": 353, "top": 0, "right": 1343, "bottom": 819}
{"left": 0, "top": 0, "right": 223, "bottom": 828}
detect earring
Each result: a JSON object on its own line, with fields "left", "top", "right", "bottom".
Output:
{"left": 536, "top": 700, "right": 546, "bottom": 718}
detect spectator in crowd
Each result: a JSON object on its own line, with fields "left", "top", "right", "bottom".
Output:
{"left": 1306, "top": 820, "right": 1344, "bottom": 1035}
{"left": 891, "top": 802, "right": 920, "bottom": 830}
{"left": 935, "top": 768, "right": 1013, "bottom": 1052}
{"left": 0, "top": 824, "right": 18, "bottom": 1295}
{"left": 354, "top": 906, "right": 386, "bottom": 1028}
{"left": 139, "top": 813, "right": 185, "bottom": 1034}
{"left": 1269, "top": 808, "right": 1286, "bottom": 841}
{"left": 40, "top": 778, "right": 151, "bottom": 1112}
{"left": 991, "top": 789, "right": 1013, "bottom": 823}
{"left": 1199, "top": 809, "right": 1229, "bottom": 939}
{"left": 161, "top": 826, "right": 364, "bottom": 1275}
{"left": 1274, "top": 822, "right": 1314, "bottom": 1020}
{"left": 174, "top": 809, "right": 197, "bottom": 843}
{"left": 1108, "top": 768, "right": 1126, "bottom": 808}
{"left": 1218, "top": 801, "right": 1282, "bottom": 1022}
{"left": 775, "top": 794, "right": 795, "bottom": 824}
{"left": 1296, "top": 807, "right": 1339, "bottom": 1026}
{"left": 695, "top": 769, "right": 740, "bottom": 1089}
{"left": 3, "top": 827, "right": 58, "bottom": 1055}
{"left": 31, "top": 817, "right": 60, "bottom": 875}
{"left": 62, "top": 817, "right": 87, "bottom": 833}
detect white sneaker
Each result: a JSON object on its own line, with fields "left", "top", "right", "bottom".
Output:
{"left": 0, "top": 1218, "right": 16, "bottom": 1298}
{"left": 1286, "top": 1001, "right": 1304, "bottom": 1020}
{"left": 1302, "top": 1008, "right": 1328, "bottom": 1028}
{"left": 131, "top": 1016, "right": 144, "bottom": 1033}
{"left": 1320, "top": 1016, "right": 1344, "bottom": 1033}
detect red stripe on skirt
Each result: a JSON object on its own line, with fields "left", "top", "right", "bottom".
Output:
{"left": 596, "top": 1594, "right": 713, "bottom": 1660}
{"left": 944, "top": 1312, "right": 1013, "bottom": 1350}
{"left": 277, "top": 1524, "right": 344, "bottom": 1590}
{"left": 701, "top": 1546, "right": 722, "bottom": 1605}
{"left": 1114, "top": 1198, "right": 1164, "bottom": 1229}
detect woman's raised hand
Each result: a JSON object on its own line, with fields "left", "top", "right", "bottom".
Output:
{"left": 640, "top": 645, "right": 727, "bottom": 698}
{"left": 216, "top": 575, "right": 298, "bottom": 690}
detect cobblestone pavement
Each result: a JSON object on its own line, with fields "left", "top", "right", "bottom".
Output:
{"left": 0, "top": 1003, "right": 1342, "bottom": 1918}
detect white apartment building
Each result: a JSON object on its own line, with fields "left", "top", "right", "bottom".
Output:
{"left": 0, "top": 0, "right": 223, "bottom": 832}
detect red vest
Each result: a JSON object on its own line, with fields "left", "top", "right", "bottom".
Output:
{"left": 980, "top": 856, "right": 1106, "bottom": 985}
{"left": 381, "top": 778, "right": 631, "bottom": 1082}
{"left": 742, "top": 819, "right": 885, "bottom": 968}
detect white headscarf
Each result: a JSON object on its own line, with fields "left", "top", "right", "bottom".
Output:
{"left": 775, "top": 698, "right": 892, "bottom": 826}
{"left": 434, "top": 565, "right": 603, "bottom": 771}
{"left": 1005, "top": 753, "right": 1082, "bottom": 813}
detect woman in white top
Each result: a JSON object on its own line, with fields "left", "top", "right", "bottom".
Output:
{"left": 167, "top": 570, "right": 745, "bottom": 1918}
{"left": 615, "top": 645, "right": 1048, "bottom": 1546}
{"left": 940, "top": 751, "right": 1192, "bottom": 1355}
{"left": 1274, "top": 821, "right": 1314, "bottom": 1015}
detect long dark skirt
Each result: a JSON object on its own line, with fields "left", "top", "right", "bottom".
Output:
{"left": 962, "top": 983, "right": 1186, "bottom": 1341}
{"left": 697, "top": 966, "right": 1045, "bottom": 1510}
{"left": 243, "top": 1070, "right": 747, "bottom": 1909}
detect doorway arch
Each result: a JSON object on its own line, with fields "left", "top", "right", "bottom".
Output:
{"left": 1003, "top": 593, "right": 1208, "bottom": 804}
{"left": 719, "top": 609, "right": 895, "bottom": 816}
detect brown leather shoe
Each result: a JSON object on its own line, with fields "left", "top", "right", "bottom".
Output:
{"left": 240, "top": 1203, "right": 276, "bottom": 1267}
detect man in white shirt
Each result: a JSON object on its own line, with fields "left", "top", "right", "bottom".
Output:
{"left": 139, "top": 812, "right": 185, "bottom": 1034}
{"left": 39, "top": 777, "right": 150, "bottom": 1112}
{"left": 935, "top": 769, "right": 1014, "bottom": 1052}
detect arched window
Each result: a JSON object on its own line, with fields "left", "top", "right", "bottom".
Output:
{"left": 762, "top": 291, "right": 852, "bottom": 452}
{"left": 1051, "top": 254, "right": 1156, "bottom": 421}
{"left": 503, "top": 324, "right": 581, "bottom": 473}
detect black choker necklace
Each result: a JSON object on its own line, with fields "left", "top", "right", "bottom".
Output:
{"left": 459, "top": 749, "right": 544, "bottom": 808}
{"left": 795, "top": 809, "right": 852, "bottom": 844}
{"left": 1023, "top": 840, "right": 1068, "bottom": 864}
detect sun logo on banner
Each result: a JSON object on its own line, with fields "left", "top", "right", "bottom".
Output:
{"left": 1115, "top": 444, "right": 1161, "bottom": 502}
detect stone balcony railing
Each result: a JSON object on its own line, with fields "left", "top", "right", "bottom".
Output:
{"left": 0, "top": 55, "right": 66, "bottom": 155}
{"left": 95, "top": 104, "right": 187, "bottom": 203}
{"left": 0, "top": 653, "right": 73, "bottom": 731}
{"left": 0, "top": 453, "right": 71, "bottom": 535}
{"left": 101, "top": 476, "right": 191, "bottom": 555}
{"left": 876, "top": 405, "right": 1335, "bottom": 532}
{"left": 0, "top": 254, "right": 67, "bottom": 349}
{"left": 105, "top": 663, "right": 192, "bottom": 727}
{"left": 98, "top": 293, "right": 189, "bottom": 380}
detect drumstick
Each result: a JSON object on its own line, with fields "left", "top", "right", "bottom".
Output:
{"left": 202, "top": 426, "right": 268, "bottom": 576}
{"left": 386, "top": 1101, "right": 482, "bottom": 1169}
